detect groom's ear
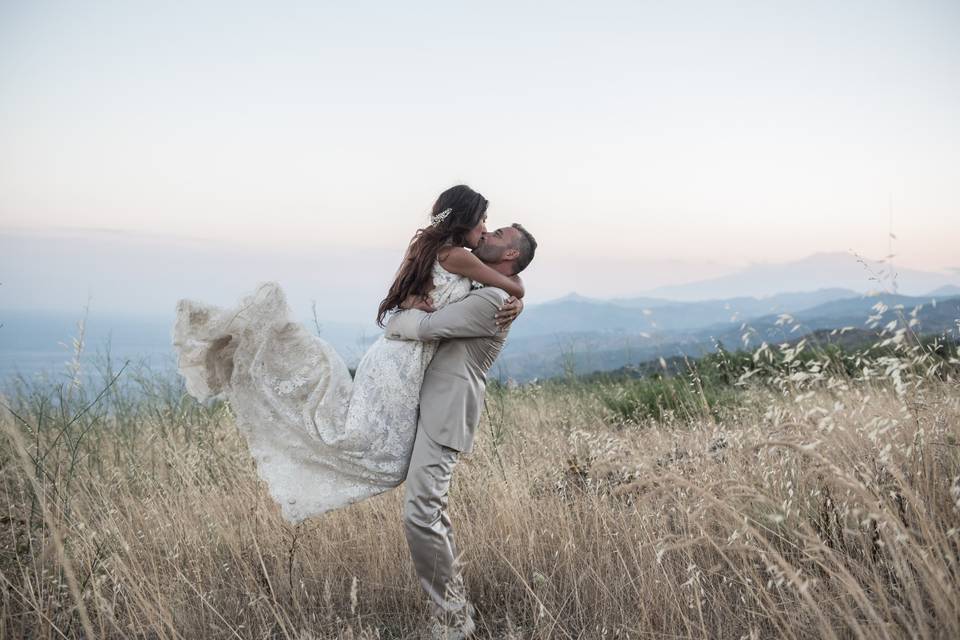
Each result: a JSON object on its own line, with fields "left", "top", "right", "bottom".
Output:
{"left": 504, "top": 247, "right": 520, "bottom": 260}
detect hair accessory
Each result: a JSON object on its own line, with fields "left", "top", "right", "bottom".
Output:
{"left": 431, "top": 208, "right": 453, "bottom": 226}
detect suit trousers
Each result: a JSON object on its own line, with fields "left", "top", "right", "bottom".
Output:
{"left": 403, "top": 427, "right": 469, "bottom": 617}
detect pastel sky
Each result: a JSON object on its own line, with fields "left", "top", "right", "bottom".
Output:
{"left": 1, "top": 1, "right": 959, "bottom": 318}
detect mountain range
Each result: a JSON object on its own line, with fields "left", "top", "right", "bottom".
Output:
{"left": 3, "top": 251, "right": 958, "bottom": 384}
{"left": 636, "top": 252, "right": 959, "bottom": 301}
{"left": 482, "top": 252, "right": 959, "bottom": 379}
{"left": 493, "top": 289, "right": 960, "bottom": 380}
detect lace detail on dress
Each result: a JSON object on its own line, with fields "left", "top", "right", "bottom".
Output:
{"left": 172, "top": 261, "right": 470, "bottom": 524}
{"left": 340, "top": 260, "right": 470, "bottom": 479}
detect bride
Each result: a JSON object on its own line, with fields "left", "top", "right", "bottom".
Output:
{"left": 172, "top": 185, "right": 524, "bottom": 523}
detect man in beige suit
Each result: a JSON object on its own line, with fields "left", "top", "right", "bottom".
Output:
{"left": 384, "top": 223, "right": 537, "bottom": 638}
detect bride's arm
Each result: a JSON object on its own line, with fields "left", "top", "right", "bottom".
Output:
{"left": 439, "top": 247, "right": 525, "bottom": 299}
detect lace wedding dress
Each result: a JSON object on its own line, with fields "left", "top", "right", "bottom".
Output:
{"left": 172, "top": 261, "right": 471, "bottom": 524}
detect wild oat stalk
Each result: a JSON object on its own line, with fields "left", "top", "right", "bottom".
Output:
{"left": 1, "top": 317, "right": 958, "bottom": 638}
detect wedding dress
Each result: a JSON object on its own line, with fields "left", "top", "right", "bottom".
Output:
{"left": 172, "top": 261, "right": 471, "bottom": 524}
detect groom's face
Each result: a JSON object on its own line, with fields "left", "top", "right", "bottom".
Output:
{"left": 474, "top": 226, "right": 520, "bottom": 264}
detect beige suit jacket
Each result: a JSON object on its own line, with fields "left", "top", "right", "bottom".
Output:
{"left": 384, "top": 287, "right": 509, "bottom": 453}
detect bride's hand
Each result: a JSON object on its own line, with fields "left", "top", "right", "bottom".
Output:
{"left": 495, "top": 296, "right": 523, "bottom": 331}
{"left": 400, "top": 294, "right": 435, "bottom": 313}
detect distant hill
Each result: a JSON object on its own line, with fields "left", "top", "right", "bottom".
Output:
{"left": 5, "top": 254, "right": 959, "bottom": 386}
{"left": 512, "top": 288, "right": 860, "bottom": 338}
{"left": 693, "top": 293, "right": 960, "bottom": 349}
{"left": 603, "top": 288, "right": 858, "bottom": 311}
{"left": 928, "top": 285, "right": 960, "bottom": 297}
{"left": 494, "top": 293, "right": 960, "bottom": 380}
{"left": 639, "top": 253, "right": 959, "bottom": 301}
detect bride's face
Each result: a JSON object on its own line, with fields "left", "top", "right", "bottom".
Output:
{"left": 464, "top": 213, "right": 488, "bottom": 249}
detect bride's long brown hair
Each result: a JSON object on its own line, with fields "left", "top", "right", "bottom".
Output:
{"left": 377, "top": 185, "right": 489, "bottom": 326}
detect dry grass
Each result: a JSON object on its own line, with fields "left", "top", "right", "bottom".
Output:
{"left": 2, "top": 342, "right": 960, "bottom": 638}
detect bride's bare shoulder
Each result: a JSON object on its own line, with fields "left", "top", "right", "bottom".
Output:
{"left": 437, "top": 245, "right": 471, "bottom": 265}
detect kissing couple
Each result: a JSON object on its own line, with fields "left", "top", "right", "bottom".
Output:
{"left": 172, "top": 184, "right": 537, "bottom": 638}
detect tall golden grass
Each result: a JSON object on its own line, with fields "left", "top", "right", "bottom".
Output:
{"left": 2, "top": 330, "right": 959, "bottom": 638}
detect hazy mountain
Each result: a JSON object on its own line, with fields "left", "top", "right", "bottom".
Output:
{"left": 0, "top": 228, "right": 732, "bottom": 322}
{"left": 694, "top": 293, "right": 960, "bottom": 350}
{"left": 547, "top": 293, "right": 609, "bottom": 304}
{"left": 513, "top": 288, "right": 859, "bottom": 338}
{"left": 929, "top": 285, "right": 960, "bottom": 297}
{"left": 640, "top": 253, "right": 959, "bottom": 301}
{"left": 5, "top": 235, "right": 959, "bottom": 386}
{"left": 495, "top": 293, "right": 960, "bottom": 380}
{"left": 602, "top": 288, "right": 858, "bottom": 311}
{"left": 601, "top": 295, "right": 676, "bottom": 309}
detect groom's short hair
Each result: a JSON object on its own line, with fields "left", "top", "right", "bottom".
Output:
{"left": 510, "top": 223, "right": 537, "bottom": 274}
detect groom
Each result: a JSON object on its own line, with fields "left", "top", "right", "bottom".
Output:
{"left": 384, "top": 223, "right": 537, "bottom": 638}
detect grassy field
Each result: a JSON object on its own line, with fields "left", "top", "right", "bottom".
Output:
{"left": 2, "top": 325, "right": 959, "bottom": 638}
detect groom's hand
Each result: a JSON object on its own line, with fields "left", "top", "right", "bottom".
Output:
{"left": 495, "top": 296, "right": 523, "bottom": 331}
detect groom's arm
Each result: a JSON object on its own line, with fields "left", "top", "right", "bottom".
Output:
{"left": 385, "top": 288, "right": 508, "bottom": 342}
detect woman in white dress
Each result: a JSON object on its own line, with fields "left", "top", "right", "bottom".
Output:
{"left": 172, "top": 185, "right": 524, "bottom": 523}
